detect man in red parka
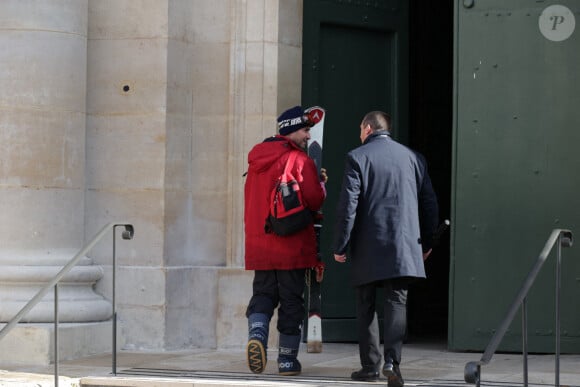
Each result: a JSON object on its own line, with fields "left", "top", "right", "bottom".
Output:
{"left": 244, "top": 106, "right": 326, "bottom": 376}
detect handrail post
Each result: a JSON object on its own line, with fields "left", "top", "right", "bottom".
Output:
{"left": 112, "top": 225, "right": 118, "bottom": 375}
{"left": 555, "top": 233, "right": 562, "bottom": 387}
{"left": 522, "top": 297, "right": 528, "bottom": 387}
{"left": 111, "top": 224, "right": 134, "bottom": 376}
{"left": 54, "top": 284, "right": 59, "bottom": 387}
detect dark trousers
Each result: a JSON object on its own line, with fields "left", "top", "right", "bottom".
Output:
{"left": 246, "top": 269, "right": 306, "bottom": 336}
{"left": 356, "top": 278, "right": 409, "bottom": 369}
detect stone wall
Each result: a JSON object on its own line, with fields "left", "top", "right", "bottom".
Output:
{"left": 1, "top": 0, "right": 304, "bottom": 357}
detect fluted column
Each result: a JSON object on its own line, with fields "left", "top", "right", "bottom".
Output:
{"left": 0, "top": 0, "right": 111, "bottom": 323}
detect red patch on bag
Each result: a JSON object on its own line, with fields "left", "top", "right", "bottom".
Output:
{"left": 264, "top": 152, "right": 313, "bottom": 236}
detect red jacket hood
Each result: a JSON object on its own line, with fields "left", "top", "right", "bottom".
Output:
{"left": 248, "top": 135, "right": 305, "bottom": 174}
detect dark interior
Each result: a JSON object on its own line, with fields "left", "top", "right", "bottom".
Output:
{"left": 406, "top": 0, "right": 454, "bottom": 341}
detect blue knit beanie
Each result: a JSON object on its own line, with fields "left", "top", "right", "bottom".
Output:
{"left": 277, "top": 106, "right": 311, "bottom": 135}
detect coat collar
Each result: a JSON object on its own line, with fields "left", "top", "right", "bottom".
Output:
{"left": 363, "top": 130, "right": 391, "bottom": 144}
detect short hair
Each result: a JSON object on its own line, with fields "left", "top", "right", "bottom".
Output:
{"left": 362, "top": 111, "right": 392, "bottom": 133}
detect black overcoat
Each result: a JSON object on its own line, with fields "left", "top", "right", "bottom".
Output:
{"left": 333, "top": 131, "right": 439, "bottom": 286}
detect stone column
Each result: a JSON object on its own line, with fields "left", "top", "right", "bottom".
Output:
{"left": 0, "top": 0, "right": 111, "bottom": 364}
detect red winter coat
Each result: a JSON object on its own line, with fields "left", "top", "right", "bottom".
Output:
{"left": 244, "top": 135, "right": 325, "bottom": 270}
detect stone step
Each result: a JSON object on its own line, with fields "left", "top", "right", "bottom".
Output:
{"left": 2, "top": 343, "right": 580, "bottom": 387}
{"left": 0, "top": 322, "right": 118, "bottom": 366}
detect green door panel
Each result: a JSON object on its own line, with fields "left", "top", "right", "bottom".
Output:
{"left": 303, "top": 0, "right": 409, "bottom": 342}
{"left": 451, "top": 0, "right": 580, "bottom": 352}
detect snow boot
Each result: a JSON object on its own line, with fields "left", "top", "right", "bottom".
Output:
{"left": 246, "top": 313, "right": 269, "bottom": 374}
{"left": 277, "top": 333, "right": 302, "bottom": 376}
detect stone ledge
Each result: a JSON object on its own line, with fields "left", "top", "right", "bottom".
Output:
{"left": 0, "top": 321, "right": 121, "bottom": 366}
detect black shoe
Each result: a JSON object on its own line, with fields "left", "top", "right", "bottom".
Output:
{"left": 383, "top": 362, "right": 404, "bottom": 387}
{"left": 351, "top": 368, "right": 380, "bottom": 382}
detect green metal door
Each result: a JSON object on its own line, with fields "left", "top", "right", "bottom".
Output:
{"left": 302, "top": 0, "right": 409, "bottom": 341}
{"left": 451, "top": 0, "right": 580, "bottom": 352}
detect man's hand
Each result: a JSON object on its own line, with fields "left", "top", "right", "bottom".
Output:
{"left": 423, "top": 249, "right": 432, "bottom": 261}
{"left": 334, "top": 253, "right": 346, "bottom": 263}
{"left": 320, "top": 167, "right": 328, "bottom": 183}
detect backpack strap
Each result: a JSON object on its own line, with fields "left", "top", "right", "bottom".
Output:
{"left": 283, "top": 151, "right": 299, "bottom": 179}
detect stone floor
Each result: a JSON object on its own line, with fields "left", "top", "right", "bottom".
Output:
{"left": 1, "top": 340, "right": 579, "bottom": 386}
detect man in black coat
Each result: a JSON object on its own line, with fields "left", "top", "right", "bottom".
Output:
{"left": 333, "top": 111, "right": 439, "bottom": 387}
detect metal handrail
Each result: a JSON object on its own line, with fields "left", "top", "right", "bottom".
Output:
{"left": 0, "top": 222, "right": 134, "bottom": 386}
{"left": 464, "top": 228, "right": 573, "bottom": 387}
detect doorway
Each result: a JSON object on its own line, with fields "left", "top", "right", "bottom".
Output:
{"left": 302, "top": 0, "right": 453, "bottom": 342}
{"left": 406, "top": 1, "right": 453, "bottom": 341}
